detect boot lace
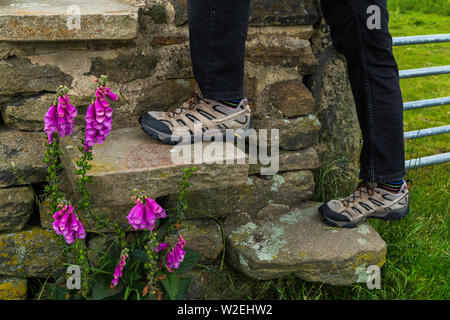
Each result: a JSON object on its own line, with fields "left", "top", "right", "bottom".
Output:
{"left": 166, "top": 91, "right": 203, "bottom": 118}
{"left": 342, "top": 181, "right": 376, "bottom": 208}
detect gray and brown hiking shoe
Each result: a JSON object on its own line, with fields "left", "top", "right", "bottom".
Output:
{"left": 139, "top": 92, "right": 252, "bottom": 144}
{"left": 319, "top": 181, "right": 410, "bottom": 228}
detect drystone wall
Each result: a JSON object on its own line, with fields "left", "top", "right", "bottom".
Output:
{"left": 0, "top": 0, "right": 383, "bottom": 300}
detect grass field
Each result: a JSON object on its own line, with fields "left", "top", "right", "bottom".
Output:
{"left": 206, "top": 6, "right": 449, "bottom": 300}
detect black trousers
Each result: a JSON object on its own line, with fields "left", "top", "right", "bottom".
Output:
{"left": 187, "top": 0, "right": 406, "bottom": 182}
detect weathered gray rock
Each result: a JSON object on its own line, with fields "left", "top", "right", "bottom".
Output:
{"left": 0, "top": 130, "right": 48, "bottom": 187}
{"left": 168, "top": 219, "right": 223, "bottom": 264}
{"left": 0, "top": 0, "right": 139, "bottom": 41}
{"left": 265, "top": 79, "right": 315, "bottom": 117}
{"left": 61, "top": 127, "right": 249, "bottom": 207}
{"left": 253, "top": 114, "right": 321, "bottom": 151}
{"left": 225, "top": 202, "right": 387, "bottom": 285}
{"left": 0, "top": 57, "right": 72, "bottom": 95}
{"left": 90, "top": 53, "right": 158, "bottom": 83}
{"left": 0, "top": 187, "right": 34, "bottom": 232}
{"left": 246, "top": 35, "right": 318, "bottom": 73}
{"left": 170, "top": 0, "right": 188, "bottom": 26}
{"left": 249, "top": 147, "right": 320, "bottom": 175}
{"left": 0, "top": 227, "right": 64, "bottom": 277}
{"left": 308, "top": 47, "right": 360, "bottom": 186}
{"left": 1, "top": 94, "right": 53, "bottom": 131}
{"left": 0, "top": 277, "right": 27, "bottom": 300}
{"left": 170, "top": 170, "right": 314, "bottom": 219}
{"left": 249, "top": 0, "right": 318, "bottom": 26}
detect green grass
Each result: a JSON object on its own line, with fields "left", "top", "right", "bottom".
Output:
{"left": 200, "top": 9, "right": 449, "bottom": 300}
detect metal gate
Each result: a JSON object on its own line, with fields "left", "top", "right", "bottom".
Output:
{"left": 392, "top": 34, "right": 450, "bottom": 169}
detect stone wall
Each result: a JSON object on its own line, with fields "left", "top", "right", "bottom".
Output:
{"left": 0, "top": 0, "right": 380, "bottom": 300}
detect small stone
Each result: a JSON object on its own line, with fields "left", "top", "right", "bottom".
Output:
{"left": 167, "top": 219, "right": 223, "bottom": 264}
{"left": 265, "top": 79, "right": 315, "bottom": 117}
{"left": 0, "top": 130, "right": 48, "bottom": 187}
{"left": 0, "top": 186, "right": 34, "bottom": 232}
{"left": 0, "top": 227, "right": 64, "bottom": 277}
{"left": 249, "top": 0, "right": 318, "bottom": 26}
{"left": 253, "top": 115, "right": 321, "bottom": 151}
{"left": 245, "top": 35, "right": 317, "bottom": 73}
{"left": 0, "top": 277, "right": 27, "bottom": 300}
{"left": 225, "top": 202, "right": 387, "bottom": 285}
{"left": 170, "top": 0, "right": 188, "bottom": 26}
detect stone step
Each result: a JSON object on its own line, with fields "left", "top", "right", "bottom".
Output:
{"left": 0, "top": 0, "right": 139, "bottom": 41}
{"left": 224, "top": 202, "right": 386, "bottom": 285}
{"left": 61, "top": 127, "right": 249, "bottom": 207}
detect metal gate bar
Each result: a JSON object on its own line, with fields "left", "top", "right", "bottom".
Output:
{"left": 404, "top": 97, "right": 450, "bottom": 110}
{"left": 392, "top": 34, "right": 450, "bottom": 169}
{"left": 404, "top": 125, "right": 450, "bottom": 139}
{"left": 399, "top": 66, "right": 450, "bottom": 79}
{"left": 393, "top": 34, "right": 450, "bottom": 46}
{"left": 405, "top": 153, "right": 450, "bottom": 169}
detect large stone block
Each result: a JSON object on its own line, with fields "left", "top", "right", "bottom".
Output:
{"left": 225, "top": 202, "right": 387, "bottom": 285}
{"left": 0, "top": 57, "right": 72, "bottom": 95}
{"left": 0, "top": 0, "right": 139, "bottom": 41}
{"left": 61, "top": 127, "right": 249, "bottom": 207}
{"left": 0, "top": 227, "right": 64, "bottom": 277}
{"left": 0, "top": 186, "right": 34, "bottom": 232}
{"left": 0, "top": 277, "right": 27, "bottom": 300}
{"left": 246, "top": 35, "right": 318, "bottom": 73}
{"left": 0, "top": 130, "right": 48, "bottom": 187}
{"left": 249, "top": 0, "right": 318, "bottom": 26}
{"left": 308, "top": 47, "right": 360, "bottom": 183}
{"left": 170, "top": 170, "right": 314, "bottom": 219}
{"left": 253, "top": 114, "right": 321, "bottom": 151}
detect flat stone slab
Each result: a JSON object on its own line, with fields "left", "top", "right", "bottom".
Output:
{"left": 61, "top": 127, "right": 249, "bottom": 207}
{"left": 225, "top": 202, "right": 387, "bottom": 285}
{"left": 0, "top": 0, "right": 139, "bottom": 41}
{"left": 0, "top": 186, "right": 34, "bottom": 232}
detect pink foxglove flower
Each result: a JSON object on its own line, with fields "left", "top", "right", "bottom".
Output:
{"left": 126, "top": 197, "right": 164, "bottom": 231}
{"left": 111, "top": 250, "right": 129, "bottom": 288}
{"left": 166, "top": 234, "right": 186, "bottom": 270}
{"left": 84, "top": 84, "right": 118, "bottom": 151}
{"left": 155, "top": 242, "right": 169, "bottom": 252}
{"left": 52, "top": 203, "right": 86, "bottom": 244}
{"left": 44, "top": 94, "right": 78, "bottom": 144}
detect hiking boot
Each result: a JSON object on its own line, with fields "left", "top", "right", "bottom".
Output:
{"left": 319, "top": 181, "right": 410, "bottom": 228}
{"left": 139, "top": 92, "right": 252, "bottom": 144}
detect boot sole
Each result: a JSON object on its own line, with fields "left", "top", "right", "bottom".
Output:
{"left": 319, "top": 202, "right": 410, "bottom": 229}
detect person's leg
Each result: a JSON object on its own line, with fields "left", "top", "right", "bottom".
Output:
{"left": 319, "top": 0, "right": 409, "bottom": 228}
{"left": 188, "top": 0, "right": 251, "bottom": 100}
{"left": 139, "top": 0, "right": 252, "bottom": 144}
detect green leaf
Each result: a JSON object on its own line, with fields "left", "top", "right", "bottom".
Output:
{"left": 175, "top": 248, "right": 202, "bottom": 274}
{"left": 91, "top": 274, "right": 123, "bottom": 300}
{"left": 131, "top": 249, "right": 150, "bottom": 263}
{"left": 160, "top": 272, "right": 180, "bottom": 300}
{"left": 176, "top": 277, "right": 192, "bottom": 300}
